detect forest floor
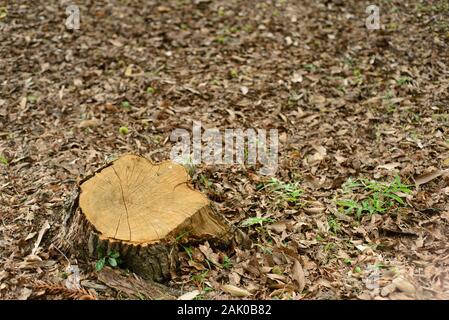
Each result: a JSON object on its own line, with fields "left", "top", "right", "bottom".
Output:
{"left": 1, "top": 0, "right": 449, "bottom": 300}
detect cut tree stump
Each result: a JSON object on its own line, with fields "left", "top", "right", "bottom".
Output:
{"left": 57, "top": 154, "right": 244, "bottom": 282}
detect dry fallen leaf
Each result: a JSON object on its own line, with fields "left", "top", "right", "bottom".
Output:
{"left": 304, "top": 207, "right": 325, "bottom": 214}
{"left": 415, "top": 169, "right": 448, "bottom": 186}
{"left": 292, "top": 259, "right": 306, "bottom": 292}
{"left": 240, "top": 86, "right": 249, "bottom": 95}
{"left": 221, "top": 284, "right": 251, "bottom": 297}
{"left": 124, "top": 64, "right": 133, "bottom": 77}
{"left": 381, "top": 283, "right": 396, "bottom": 297}
{"left": 198, "top": 242, "right": 220, "bottom": 266}
{"left": 109, "top": 39, "right": 123, "bottom": 47}
{"left": 310, "top": 95, "right": 326, "bottom": 105}
{"left": 65, "top": 265, "right": 81, "bottom": 290}
{"left": 25, "top": 231, "right": 37, "bottom": 241}
{"left": 188, "top": 259, "right": 206, "bottom": 271}
{"left": 392, "top": 277, "right": 415, "bottom": 293}
{"left": 267, "top": 222, "right": 287, "bottom": 234}
{"left": 18, "top": 288, "right": 32, "bottom": 300}
{"left": 31, "top": 220, "right": 50, "bottom": 255}
{"left": 291, "top": 73, "right": 303, "bottom": 83}
{"left": 178, "top": 290, "right": 200, "bottom": 300}
{"left": 78, "top": 119, "right": 100, "bottom": 128}
{"left": 376, "top": 162, "right": 401, "bottom": 171}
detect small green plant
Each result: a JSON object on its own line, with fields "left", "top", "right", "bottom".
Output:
{"left": 180, "top": 156, "right": 196, "bottom": 176}
{"left": 0, "top": 155, "right": 8, "bottom": 165}
{"left": 146, "top": 86, "right": 155, "bottom": 94}
{"left": 288, "top": 92, "right": 301, "bottom": 105}
{"left": 303, "top": 63, "right": 316, "bottom": 72}
{"left": 341, "top": 178, "right": 363, "bottom": 193}
{"left": 343, "top": 57, "right": 356, "bottom": 67}
{"left": 432, "top": 113, "right": 449, "bottom": 124}
{"left": 203, "top": 286, "right": 214, "bottom": 293}
{"left": 383, "top": 90, "right": 394, "bottom": 101}
{"left": 351, "top": 68, "right": 363, "bottom": 85}
{"left": 241, "top": 216, "right": 275, "bottom": 228}
{"left": 175, "top": 230, "right": 191, "bottom": 243}
{"left": 211, "top": 79, "right": 221, "bottom": 86}
{"left": 265, "top": 178, "right": 303, "bottom": 203}
{"left": 27, "top": 94, "right": 38, "bottom": 103}
{"left": 254, "top": 243, "right": 273, "bottom": 254}
{"left": 215, "top": 35, "right": 227, "bottom": 44}
{"left": 96, "top": 250, "right": 121, "bottom": 271}
{"left": 119, "top": 126, "right": 129, "bottom": 135}
{"left": 435, "top": 20, "right": 449, "bottom": 32}
{"left": 396, "top": 76, "right": 412, "bottom": 86}
{"left": 382, "top": 90, "right": 395, "bottom": 111}
{"left": 417, "top": 0, "right": 449, "bottom": 13}
{"left": 199, "top": 174, "right": 212, "bottom": 188}
{"left": 229, "top": 69, "right": 238, "bottom": 78}
{"left": 0, "top": 7, "right": 7, "bottom": 20}
{"left": 337, "top": 176, "right": 412, "bottom": 219}
{"left": 227, "top": 26, "right": 239, "bottom": 34}
{"left": 217, "top": 8, "right": 225, "bottom": 17}
{"left": 221, "top": 255, "right": 233, "bottom": 269}
{"left": 182, "top": 245, "right": 193, "bottom": 259}
{"left": 191, "top": 270, "right": 209, "bottom": 287}
{"left": 243, "top": 24, "right": 253, "bottom": 33}
{"left": 121, "top": 100, "right": 131, "bottom": 110}
{"left": 328, "top": 216, "right": 341, "bottom": 234}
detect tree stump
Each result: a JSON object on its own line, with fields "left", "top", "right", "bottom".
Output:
{"left": 57, "top": 154, "right": 239, "bottom": 282}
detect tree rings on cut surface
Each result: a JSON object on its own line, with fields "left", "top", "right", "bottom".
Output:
{"left": 58, "top": 154, "right": 238, "bottom": 282}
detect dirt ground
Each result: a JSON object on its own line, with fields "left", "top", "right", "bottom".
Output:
{"left": 1, "top": 0, "right": 448, "bottom": 300}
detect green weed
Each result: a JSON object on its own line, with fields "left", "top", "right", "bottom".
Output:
{"left": 265, "top": 178, "right": 303, "bottom": 203}
{"left": 254, "top": 243, "right": 273, "bottom": 254}
{"left": 146, "top": 86, "right": 155, "bottom": 94}
{"left": 191, "top": 270, "right": 209, "bottom": 287}
{"left": 215, "top": 35, "right": 227, "bottom": 44}
{"left": 241, "top": 216, "right": 275, "bottom": 228}
{"left": 121, "top": 101, "right": 131, "bottom": 110}
{"left": 303, "top": 63, "right": 316, "bottom": 72}
{"left": 337, "top": 176, "right": 412, "bottom": 219}
{"left": 396, "top": 76, "right": 413, "bottom": 86}
{"left": 179, "top": 156, "right": 196, "bottom": 176}
{"left": 182, "top": 245, "right": 193, "bottom": 259}
{"left": 0, "top": 155, "right": 8, "bottom": 165}
{"left": 199, "top": 174, "right": 212, "bottom": 188}
{"left": 221, "top": 255, "right": 233, "bottom": 269}
{"left": 328, "top": 216, "right": 341, "bottom": 234}
{"left": 229, "top": 69, "right": 238, "bottom": 78}
{"left": 96, "top": 249, "right": 121, "bottom": 271}
{"left": 119, "top": 126, "right": 129, "bottom": 135}
{"left": 0, "top": 7, "right": 7, "bottom": 20}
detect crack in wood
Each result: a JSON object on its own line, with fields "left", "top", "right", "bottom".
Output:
{"left": 112, "top": 166, "right": 132, "bottom": 241}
